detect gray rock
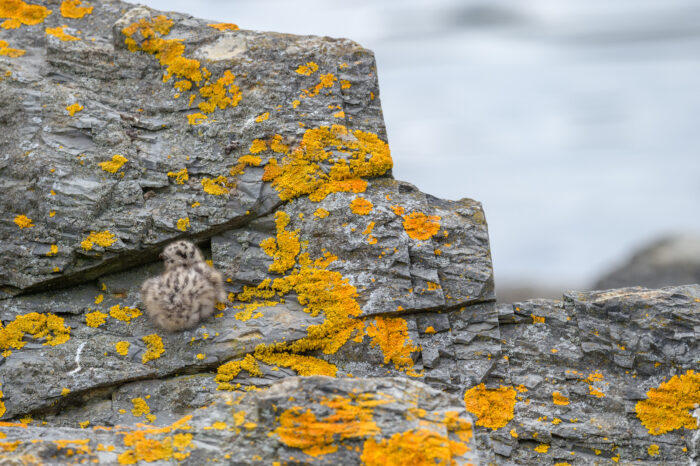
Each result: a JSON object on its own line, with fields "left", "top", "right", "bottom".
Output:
{"left": 594, "top": 234, "right": 700, "bottom": 290}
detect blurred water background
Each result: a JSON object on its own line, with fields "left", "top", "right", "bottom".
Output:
{"left": 139, "top": 0, "right": 700, "bottom": 300}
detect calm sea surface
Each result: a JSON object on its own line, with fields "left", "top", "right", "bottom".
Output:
{"left": 140, "top": 0, "right": 700, "bottom": 291}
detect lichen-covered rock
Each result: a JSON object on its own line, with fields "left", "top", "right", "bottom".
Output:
{"left": 1, "top": 1, "right": 698, "bottom": 465}
{"left": 0, "top": 376, "right": 480, "bottom": 465}
{"left": 475, "top": 285, "right": 700, "bottom": 465}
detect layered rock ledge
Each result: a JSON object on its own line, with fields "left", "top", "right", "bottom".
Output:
{"left": 0, "top": 1, "right": 698, "bottom": 465}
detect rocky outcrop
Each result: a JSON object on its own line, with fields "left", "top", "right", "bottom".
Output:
{"left": 0, "top": 1, "right": 698, "bottom": 465}
{"left": 594, "top": 234, "right": 700, "bottom": 291}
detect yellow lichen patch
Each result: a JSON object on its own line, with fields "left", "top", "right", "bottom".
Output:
{"left": 187, "top": 112, "right": 207, "bottom": 125}
{"left": 60, "top": 0, "right": 92, "bottom": 18}
{"left": 463, "top": 384, "right": 517, "bottom": 430}
{"left": 390, "top": 205, "right": 405, "bottom": 216}
{"left": 295, "top": 62, "right": 318, "bottom": 76}
{"left": 66, "top": 102, "right": 83, "bottom": 116}
{"left": 0, "top": 312, "right": 70, "bottom": 350}
{"left": 141, "top": 334, "right": 164, "bottom": 363}
{"left": 402, "top": 212, "right": 441, "bottom": 241}
{"left": 361, "top": 429, "right": 454, "bottom": 466}
{"left": 333, "top": 110, "right": 345, "bottom": 118}
{"left": 115, "top": 341, "right": 130, "bottom": 356}
{"left": 424, "top": 326, "right": 436, "bottom": 334}
{"left": 176, "top": 217, "right": 190, "bottom": 231}
{"left": 60, "top": 387, "right": 70, "bottom": 396}
{"left": 13, "top": 214, "right": 33, "bottom": 229}
{"left": 215, "top": 354, "right": 262, "bottom": 390}
{"left": 552, "top": 391, "right": 570, "bottom": 406}
{"left": 314, "top": 208, "right": 329, "bottom": 219}
{"left": 275, "top": 395, "right": 382, "bottom": 457}
{"left": 237, "top": 155, "right": 262, "bottom": 166}
{"left": 167, "top": 168, "right": 188, "bottom": 184}
{"left": 233, "top": 300, "right": 276, "bottom": 322}
{"left": 249, "top": 138, "right": 267, "bottom": 154}
{"left": 201, "top": 175, "right": 230, "bottom": 195}
{"left": 0, "top": 385, "right": 4, "bottom": 418}
{"left": 0, "top": 0, "right": 51, "bottom": 28}
{"left": 81, "top": 230, "right": 117, "bottom": 250}
{"left": 635, "top": 369, "right": 700, "bottom": 435}
{"left": 45, "top": 25, "right": 79, "bottom": 41}
{"left": 510, "top": 428, "right": 518, "bottom": 438}
{"left": 85, "top": 311, "right": 108, "bottom": 328}
{"left": 254, "top": 351, "right": 337, "bottom": 377}
{"left": 0, "top": 40, "right": 24, "bottom": 57}
{"left": 208, "top": 22, "right": 239, "bottom": 31}
{"left": 131, "top": 398, "right": 150, "bottom": 417}
{"left": 534, "top": 444, "right": 549, "bottom": 453}
{"left": 262, "top": 125, "right": 392, "bottom": 202}
{"left": 98, "top": 154, "right": 128, "bottom": 173}
{"left": 109, "top": 305, "right": 141, "bottom": 322}
{"left": 647, "top": 444, "right": 659, "bottom": 456}
{"left": 198, "top": 70, "right": 241, "bottom": 113}
{"left": 94, "top": 294, "right": 103, "bottom": 304}
{"left": 365, "top": 317, "right": 418, "bottom": 373}
{"left": 531, "top": 314, "right": 545, "bottom": 324}
{"left": 340, "top": 79, "right": 351, "bottom": 89}
{"left": 350, "top": 197, "right": 373, "bottom": 215}
{"left": 589, "top": 386, "right": 605, "bottom": 398}
{"left": 301, "top": 73, "right": 337, "bottom": 98}
{"left": 255, "top": 112, "right": 270, "bottom": 123}
{"left": 79, "top": 420, "right": 90, "bottom": 428}
{"left": 259, "top": 211, "right": 300, "bottom": 274}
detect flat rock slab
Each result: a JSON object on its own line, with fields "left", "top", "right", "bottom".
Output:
{"left": 0, "top": 376, "right": 480, "bottom": 465}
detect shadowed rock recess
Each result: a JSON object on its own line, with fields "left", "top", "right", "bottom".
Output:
{"left": 0, "top": 2, "right": 697, "bottom": 465}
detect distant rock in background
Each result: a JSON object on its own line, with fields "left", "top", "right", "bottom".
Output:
{"left": 593, "top": 234, "right": 700, "bottom": 290}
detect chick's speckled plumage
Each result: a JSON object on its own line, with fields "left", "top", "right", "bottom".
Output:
{"left": 141, "top": 241, "right": 226, "bottom": 331}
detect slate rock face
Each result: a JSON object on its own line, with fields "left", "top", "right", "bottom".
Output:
{"left": 0, "top": 376, "right": 480, "bottom": 465}
{"left": 1, "top": 1, "right": 699, "bottom": 465}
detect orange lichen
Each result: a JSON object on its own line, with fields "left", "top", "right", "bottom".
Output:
{"left": 301, "top": 73, "right": 337, "bottom": 98}
{"left": 249, "top": 139, "right": 267, "bottom": 154}
{"left": 402, "top": 212, "right": 441, "bottom": 240}
{"left": 45, "top": 25, "right": 79, "bottom": 41}
{"left": 254, "top": 351, "right": 337, "bottom": 377}
{"left": 534, "top": 444, "right": 550, "bottom": 453}
{"left": 531, "top": 314, "right": 546, "bottom": 324}
{"left": 350, "top": 197, "right": 373, "bottom": 215}
{"left": 85, "top": 311, "right": 108, "bottom": 328}
{"left": 131, "top": 398, "right": 150, "bottom": 417}
{"left": 463, "top": 384, "right": 517, "bottom": 430}
{"left": 314, "top": 208, "right": 329, "bottom": 218}
{"left": 109, "top": 305, "right": 141, "bottom": 322}
{"left": 424, "top": 326, "right": 436, "bottom": 334}
{"left": 0, "top": 0, "right": 51, "bottom": 28}
{"left": 262, "top": 125, "right": 392, "bottom": 202}
{"left": 80, "top": 230, "right": 117, "bottom": 250}
{"left": 0, "top": 312, "right": 71, "bottom": 350}
{"left": 115, "top": 341, "right": 130, "bottom": 356}
{"left": 66, "top": 102, "right": 83, "bottom": 116}
{"left": 166, "top": 168, "right": 188, "bottom": 184}
{"left": 0, "top": 385, "right": 4, "bottom": 418}
{"left": 589, "top": 386, "right": 605, "bottom": 398}
{"left": 391, "top": 205, "right": 405, "bottom": 216}
{"left": 0, "top": 40, "right": 24, "bottom": 57}
{"left": 215, "top": 354, "right": 262, "bottom": 390}
{"left": 94, "top": 294, "right": 103, "bottom": 304}
{"left": 187, "top": 112, "right": 207, "bottom": 125}
{"left": 295, "top": 62, "right": 318, "bottom": 76}
{"left": 13, "top": 214, "right": 33, "bottom": 229}
{"left": 116, "top": 415, "right": 193, "bottom": 464}
{"left": 201, "top": 175, "right": 230, "bottom": 195}
{"left": 208, "top": 22, "right": 239, "bottom": 31}
{"left": 176, "top": 217, "right": 190, "bottom": 231}
{"left": 259, "top": 211, "right": 300, "bottom": 274}
{"left": 275, "top": 395, "right": 383, "bottom": 457}
{"left": 361, "top": 429, "right": 455, "bottom": 466}
{"left": 552, "top": 392, "right": 570, "bottom": 406}
{"left": 365, "top": 317, "right": 418, "bottom": 373}
{"left": 255, "top": 112, "right": 269, "bottom": 122}
{"left": 60, "top": 0, "right": 92, "bottom": 18}
{"left": 98, "top": 154, "right": 128, "bottom": 173}
{"left": 198, "top": 70, "right": 241, "bottom": 113}
{"left": 635, "top": 370, "right": 700, "bottom": 435}
{"left": 141, "top": 334, "right": 164, "bottom": 363}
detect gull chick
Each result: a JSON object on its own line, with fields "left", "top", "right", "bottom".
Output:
{"left": 141, "top": 240, "right": 226, "bottom": 332}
